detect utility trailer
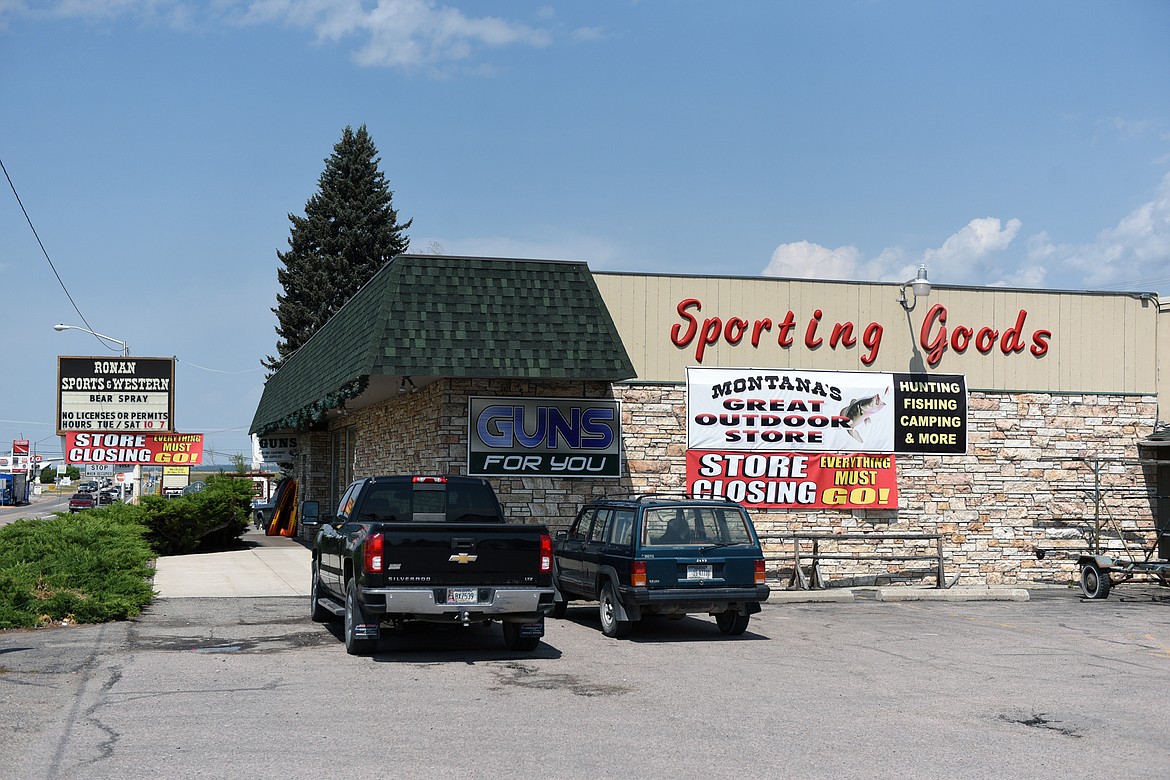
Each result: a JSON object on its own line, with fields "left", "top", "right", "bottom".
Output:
{"left": 1078, "top": 550, "right": 1170, "bottom": 600}
{"left": 1038, "top": 455, "right": 1170, "bottom": 600}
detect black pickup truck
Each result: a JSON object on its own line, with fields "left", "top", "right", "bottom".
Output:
{"left": 311, "top": 475, "right": 555, "bottom": 655}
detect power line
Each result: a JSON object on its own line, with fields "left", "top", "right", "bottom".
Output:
{"left": 0, "top": 155, "right": 117, "bottom": 353}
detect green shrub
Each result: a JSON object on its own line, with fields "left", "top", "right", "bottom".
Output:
{"left": 136, "top": 475, "right": 253, "bottom": 555}
{"left": 0, "top": 476, "right": 256, "bottom": 629}
{"left": 0, "top": 512, "right": 155, "bottom": 629}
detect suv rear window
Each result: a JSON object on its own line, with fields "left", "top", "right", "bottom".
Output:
{"left": 642, "top": 506, "right": 754, "bottom": 546}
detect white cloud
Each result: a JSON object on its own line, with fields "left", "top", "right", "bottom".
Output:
{"left": 762, "top": 240, "right": 863, "bottom": 280}
{"left": 1034, "top": 171, "right": 1170, "bottom": 291}
{"left": 763, "top": 217, "right": 1024, "bottom": 287}
{"left": 6, "top": 1, "right": 552, "bottom": 68}
{"left": 922, "top": 216, "right": 1022, "bottom": 285}
{"left": 761, "top": 174, "right": 1170, "bottom": 295}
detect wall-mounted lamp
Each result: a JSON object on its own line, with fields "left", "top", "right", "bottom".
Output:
{"left": 398, "top": 376, "right": 418, "bottom": 394}
{"left": 897, "top": 265, "right": 932, "bottom": 312}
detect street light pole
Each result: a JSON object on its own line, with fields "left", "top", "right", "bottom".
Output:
{"left": 52, "top": 323, "right": 130, "bottom": 357}
{"left": 52, "top": 323, "right": 137, "bottom": 501}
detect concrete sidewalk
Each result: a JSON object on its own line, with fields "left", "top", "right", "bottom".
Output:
{"left": 151, "top": 528, "right": 1036, "bottom": 601}
{"left": 152, "top": 531, "right": 311, "bottom": 598}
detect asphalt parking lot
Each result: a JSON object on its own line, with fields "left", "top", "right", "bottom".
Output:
{"left": 2, "top": 581, "right": 1168, "bottom": 780}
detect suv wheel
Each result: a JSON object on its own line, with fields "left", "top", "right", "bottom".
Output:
{"left": 715, "top": 610, "right": 750, "bottom": 635}
{"left": 598, "top": 580, "right": 632, "bottom": 638}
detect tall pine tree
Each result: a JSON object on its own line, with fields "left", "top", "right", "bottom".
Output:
{"left": 264, "top": 125, "right": 411, "bottom": 373}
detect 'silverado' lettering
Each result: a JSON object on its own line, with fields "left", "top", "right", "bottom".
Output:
{"left": 477, "top": 405, "right": 614, "bottom": 449}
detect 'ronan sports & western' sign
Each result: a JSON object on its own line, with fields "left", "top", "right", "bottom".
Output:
{"left": 57, "top": 356, "right": 175, "bottom": 434}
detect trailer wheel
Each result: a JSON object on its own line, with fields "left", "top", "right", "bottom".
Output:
{"left": 1080, "top": 561, "right": 1112, "bottom": 600}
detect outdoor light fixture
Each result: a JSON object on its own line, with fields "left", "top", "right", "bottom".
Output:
{"left": 53, "top": 323, "right": 130, "bottom": 357}
{"left": 398, "top": 376, "right": 418, "bottom": 394}
{"left": 897, "top": 265, "right": 932, "bottom": 312}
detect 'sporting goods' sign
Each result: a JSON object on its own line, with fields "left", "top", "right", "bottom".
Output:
{"left": 468, "top": 397, "right": 622, "bottom": 477}
{"left": 686, "top": 367, "right": 967, "bottom": 455}
{"left": 687, "top": 451, "right": 899, "bottom": 509}
{"left": 65, "top": 432, "right": 204, "bottom": 465}
{"left": 57, "top": 356, "right": 175, "bottom": 434}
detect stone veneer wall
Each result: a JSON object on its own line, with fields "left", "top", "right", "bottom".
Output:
{"left": 613, "top": 384, "right": 1159, "bottom": 587}
{"left": 297, "top": 378, "right": 1159, "bottom": 587}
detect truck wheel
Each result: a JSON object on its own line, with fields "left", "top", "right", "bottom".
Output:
{"left": 1080, "top": 562, "right": 1112, "bottom": 600}
{"left": 344, "top": 580, "right": 377, "bottom": 655}
{"left": 598, "top": 581, "right": 632, "bottom": 638}
{"left": 715, "top": 610, "right": 751, "bottom": 635}
{"left": 310, "top": 561, "right": 332, "bottom": 623}
{"left": 502, "top": 621, "right": 541, "bottom": 651}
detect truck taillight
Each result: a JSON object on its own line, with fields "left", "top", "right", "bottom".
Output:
{"left": 754, "top": 558, "right": 766, "bottom": 585}
{"left": 412, "top": 476, "right": 446, "bottom": 483}
{"left": 632, "top": 560, "right": 647, "bottom": 587}
{"left": 364, "top": 533, "right": 384, "bottom": 573}
{"left": 540, "top": 533, "right": 552, "bottom": 573}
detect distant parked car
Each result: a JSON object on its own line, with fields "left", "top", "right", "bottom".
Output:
{"left": 97, "top": 490, "right": 116, "bottom": 505}
{"left": 68, "top": 493, "right": 96, "bottom": 512}
{"left": 77, "top": 481, "right": 99, "bottom": 494}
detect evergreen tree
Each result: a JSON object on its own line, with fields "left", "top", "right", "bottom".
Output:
{"left": 264, "top": 125, "right": 411, "bottom": 373}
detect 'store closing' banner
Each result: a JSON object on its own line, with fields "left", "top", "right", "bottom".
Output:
{"left": 686, "top": 367, "right": 967, "bottom": 455}
{"left": 65, "top": 432, "right": 204, "bottom": 465}
{"left": 687, "top": 451, "right": 899, "bottom": 509}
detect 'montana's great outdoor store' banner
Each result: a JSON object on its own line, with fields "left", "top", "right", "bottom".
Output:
{"left": 64, "top": 432, "right": 204, "bottom": 465}
{"left": 468, "top": 397, "right": 622, "bottom": 477}
{"left": 686, "top": 367, "right": 967, "bottom": 454}
{"left": 687, "top": 451, "right": 898, "bottom": 509}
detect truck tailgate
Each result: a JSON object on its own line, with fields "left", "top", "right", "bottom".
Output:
{"left": 376, "top": 523, "right": 549, "bottom": 586}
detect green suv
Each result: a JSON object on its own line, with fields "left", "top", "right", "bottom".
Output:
{"left": 551, "top": 494, "right": 770, "bottom": 637}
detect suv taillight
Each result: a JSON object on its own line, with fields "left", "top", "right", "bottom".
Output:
{"left": 540, "top": 533, "right": 552, "bottom": 573}
{"left": 364, "top": 532, "right": 384, "bottom": 573}
{"left": 632, "top": 560, "right": 647, "bottom": 587}
{"left": 754, "top": 558, "right": 766, "bottom": 585}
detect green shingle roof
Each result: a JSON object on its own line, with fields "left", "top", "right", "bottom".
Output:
{"left": 250, "top": 255, "right": 635, "bottom": 435}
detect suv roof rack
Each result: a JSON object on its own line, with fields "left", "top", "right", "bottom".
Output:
{"left": 595, "top": 492, "right": 740, "bottom": 505}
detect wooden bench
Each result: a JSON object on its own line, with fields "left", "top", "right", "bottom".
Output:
{"left": 759, "top": 533, "right": 947, "bottom": 590}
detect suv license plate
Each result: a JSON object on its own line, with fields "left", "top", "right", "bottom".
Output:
{"left": 447, "top": 588, "right": 479, "bottom": 604}
{"left": 686, "top": 565, "right": 713, "bottom": 580}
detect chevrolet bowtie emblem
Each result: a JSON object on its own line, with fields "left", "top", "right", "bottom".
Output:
{"left": 449, "top": 553, "right": 478, "bottom": 564}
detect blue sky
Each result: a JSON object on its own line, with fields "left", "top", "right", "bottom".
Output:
{"left": 2, "top": 0, "right": 1168, "bottom": 465}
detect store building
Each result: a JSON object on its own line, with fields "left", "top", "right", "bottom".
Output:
{"left": 250, "top": 254, "right": 1169, "bottom": 586}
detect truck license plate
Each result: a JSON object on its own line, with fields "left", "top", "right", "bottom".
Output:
{"left": 686, "top": 565, "right": 713, "bottom": 580}
{"left": 447, "top": 588, "right": 479, "bottom": 604}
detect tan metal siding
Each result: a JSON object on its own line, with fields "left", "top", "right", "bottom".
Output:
{"left": 594, "top": 272, "right": 1160, "bottom": 394}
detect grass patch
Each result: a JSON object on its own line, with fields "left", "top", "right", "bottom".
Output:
{"left": 0, "top": 511, "right": 155, "bottom": 629}
{"left": 0, "top": 475, "right": 255, "bottom": 629}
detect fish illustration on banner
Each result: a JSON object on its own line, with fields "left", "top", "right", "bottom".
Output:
{"left": 840, "top": 388, "right": 889, "bottom": 444}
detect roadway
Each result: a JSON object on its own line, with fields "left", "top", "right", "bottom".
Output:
{"left": 2, "top": 576, "right": 1168, "bottom": 778}
{"left": 0, "top": 488, "right": 70, "bottom": 526}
